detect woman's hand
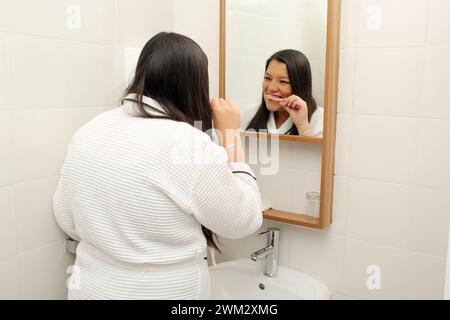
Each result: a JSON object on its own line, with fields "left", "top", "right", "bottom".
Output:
{"left": 210, "top": 98, "right": 241, "bottom": 147}
{"left": 280, "top": 95, "right": 313, "bottom": 136}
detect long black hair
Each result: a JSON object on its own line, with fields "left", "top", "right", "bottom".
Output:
{"left": 246, "top": 49, "right": 317, "bottom": 135}
{"left": 122, "top": 32, "right": 220, "bottom": 251}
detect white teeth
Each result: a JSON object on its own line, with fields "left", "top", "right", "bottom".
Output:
{"left": 266, "top": 94, "right": 283, "bottom": 100}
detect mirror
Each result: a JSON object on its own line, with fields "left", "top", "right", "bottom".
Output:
{"left": 225, "top": 0, "right": 328, "bottom": 139}
{"left": 219, "top": 0, "right": 341, "bottom": 228}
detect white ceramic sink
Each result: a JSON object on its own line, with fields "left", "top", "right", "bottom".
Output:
{"left": 209, "top": 259, "right": 330, "bottom": 300}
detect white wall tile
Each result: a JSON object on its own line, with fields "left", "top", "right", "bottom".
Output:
{"left": 174, "top": 0, "right": 204, "bottom": 49}
{"left": 415, "top": 118, "right": 450, "bottom": 190}
{"left": 289, "top": 227, "right": 345, "bottom": 293}
{"left": 409, "top": 187, "right": 450, "bottom": 257}
{"left": 258, "top": 18, "right": 284, "bottom": 57}
{"left": 254, "top": 158, "right": 321, "bottom": 216}
{"left": 115, "top": 47, "right": 127, "bottom": 96}
{"left": 337, "top": 49, "right": 356, "bottom": 114}
{"left": 342, "top": 238, "right": 408, "bottom": 299}
{"left": 404, "top": 252, "right": 446, "bottom": 299}
{"left": 15, "top": 177, "right": 66, "bottom": 254}
{"left": 329, "top": 176, "right": 350, "bottom": 235}
{"left": 353, "top": 47, "right": 425, "bottom": 117}
{"left": 294, "top": 0, "right": 328, "bottom": 26}
{"left": 446, "top": 233, "right": 450, "bottom": 300}
{"left": 226, "top": 54, "right": 264, "bottom": 102}
{"left": 340, "top": 0, "right": 360, "bottom": 48}
{"left": 63, "top": 43, "right": 121, "bottom": 108}
{"left": 280, "top": 21, "right": 300, "bottom": 53}
{"left": 12, "top": 109, "right": 70, "bottom": 183}
{"left": 0, "top": 34, "right": 8, "bottom": 109}
{"left": 19, "top": 241, "right": 74, "bottom": 300}
{"left": 7, "top": 35, "right": 118, "bottom": 109}
{"left": 334, "top": 113, "right": 352, "bottom": 176}
{"left": 122, "top": 47, "right": 141, "bottom": 88}
{"left": 238, "top": 14, "right": 265, "bottom": 56}
{"left": 0, "top": 187, "right": 17, "bottom": 261}
{"left": 282, "top": 141, "right": 322, "bottom": 172}
{"left": 347, "top": 178, "right": 413, "bottom": 248}
{"left": 228, "top": 0, "right": 277, "bottom": 17}
{"left": 0, "top": 112, "right": 13, "bottom": 186}
{"left": 198, "top": 0, "right": 220, "bottom": 53}
{"left": 225, "top": 11, "right": 238, "bottom": 56}
{"left": 349, "top": 115, "right": 418, "bottom": 185}
{"left": 357, "top": 0, "right": 428, "bottom": 47}
{"left": 117, "top": 0, "right": 174, "bottom": 47}
{"left": 256, "top": 167, "right": 295, "bottom": 213}
{"left": 284, "top": 169, "right": 322, "bottom": 215}
{"left": 247, "top": 136, "right": 284, "bottom": 176}
{"left": 427, "top": 0, "right": 450, "bottom": 45}
{"left": 0, "top": 1, "right": 9, "bottom": 31}
{"left": 0, "top": 258, "right": 19, "bottom": 300}
{"left": 7, "top": 34, "right": 68, "bottom": 109}
{"left": 8, "top": 0, "right": 116, "bottom": 45}
{"left": 310, "top": 59, "right": 326, "bottom": 107}
{"left": 207, "top": 50, "right": 220, "bottom": 99}
{"left": 420, "top": 47, "right": 450, "bottom": 119}
{"left": 298, "top": 24, "right": 327, "bottom": 61}
{"left": 215, "top": 237, "right": 243, "bottom": 263}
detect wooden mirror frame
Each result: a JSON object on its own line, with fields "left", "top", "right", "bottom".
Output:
{"left": 219, "top": 0, "right": 341, "bottom": 229}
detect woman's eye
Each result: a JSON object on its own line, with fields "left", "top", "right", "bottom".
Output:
{"left": 281, "top": 81, "right": 290, "bottom": 84}
{"left": 264, "top": 76, "right": 271, "bottom": 80}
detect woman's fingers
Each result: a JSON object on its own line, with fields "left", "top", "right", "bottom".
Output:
{"left": 210, "top": 97, "right": 241, "bottom": 133}
{"left": 210, "top": 98, "right": 220, "bottom": 110}
{"left": 291, "top": 100, "right": 302, "bottom": 110}
{"left": 283, "top": 105, "right": 297, "bottom": 118}
{"left": 211, "top": 98, "right": 231, "bottom": 112}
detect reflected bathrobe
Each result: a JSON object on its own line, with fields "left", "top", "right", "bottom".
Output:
{"left": 53, "top": 95, "right": 263, "bottom": 300}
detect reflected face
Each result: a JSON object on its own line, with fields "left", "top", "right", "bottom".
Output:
{"left": 263, "top": 60, "right": 293, "bottom": 112}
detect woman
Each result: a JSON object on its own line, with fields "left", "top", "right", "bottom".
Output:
{"left": 245, "top": 49, "right": 323, "bottom": 137}
{"left": 53, "top": 32, "right": 262, "bottom": 300}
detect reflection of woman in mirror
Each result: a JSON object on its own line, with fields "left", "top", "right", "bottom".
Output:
{"left": 245, "top": 49, "right": 323, "bottom": 137}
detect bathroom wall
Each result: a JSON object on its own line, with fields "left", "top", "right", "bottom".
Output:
{"left": 0, "top": 0, "right": 174, "bottom": 299}
{"left": 208, "top": 0, "right": 450, "bottom": 300}
{"left": 173, "top": 0, "right": 220, "bottom": 98}
{"left": 446, "top": 227, "right": 450, "bottom": 299}
{"left": 1, "top": 0, "right": 449, "bottom": 301}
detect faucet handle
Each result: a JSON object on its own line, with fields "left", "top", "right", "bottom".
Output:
{"left": 258, "top": 228, "right": 280, "bottom": 237}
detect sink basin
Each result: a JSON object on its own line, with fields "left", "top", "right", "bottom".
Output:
{"left": 209, "top": 259, "right": 330, "bottom": 300}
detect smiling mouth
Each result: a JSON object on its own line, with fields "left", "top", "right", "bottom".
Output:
{"left": 265, "top": 94, "right": 284, "bottom": 102}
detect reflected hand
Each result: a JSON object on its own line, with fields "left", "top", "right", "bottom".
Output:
{"left": 279, "top": 95, "right": 310, "bottom": 132}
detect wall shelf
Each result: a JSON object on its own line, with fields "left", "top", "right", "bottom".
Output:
{"left": 242, "top": 131, "right": 322, "bottom": 144}
{"left": 263, "top": 209, "right": 324, "bottom": 229}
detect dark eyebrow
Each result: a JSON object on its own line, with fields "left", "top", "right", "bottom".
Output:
{"left": 265, "top": 72, "right": 289, "bottom": 81}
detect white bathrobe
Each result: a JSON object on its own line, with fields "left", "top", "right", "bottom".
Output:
{"left": 53, "top": 95, "right": 263, "bottom": 300}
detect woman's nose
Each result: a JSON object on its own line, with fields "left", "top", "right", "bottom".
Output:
{"left": 267, "top": 82, "right": 279, "bottom": 93}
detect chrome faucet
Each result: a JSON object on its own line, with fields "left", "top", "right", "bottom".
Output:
{"left": 250, "top": 227, "right": 280, "bottom": 277}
